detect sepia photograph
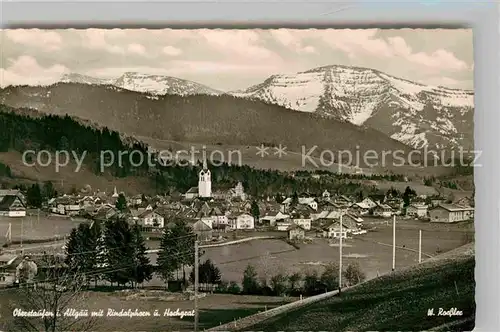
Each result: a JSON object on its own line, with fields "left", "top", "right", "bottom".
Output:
{"left": 0, "top": 28, "right": 475, "bottom": 331}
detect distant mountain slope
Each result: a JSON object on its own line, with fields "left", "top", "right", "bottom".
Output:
{"left": 61, "top": 72, "right": 222, "bottom": 96}
{"left": 230, "top": 65, "right": 474, "bottom": 151}
{"left": 0, "top": 83, "right": 420, "bottom": 169}
{"left": 60, "top": 73, "right": 114, "bottom": 85}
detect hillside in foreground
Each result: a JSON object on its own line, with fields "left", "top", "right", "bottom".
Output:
{"left": 243, "top": 243, "right": 475, "bottom": 332}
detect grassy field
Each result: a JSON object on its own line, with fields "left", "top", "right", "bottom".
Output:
{"left": 144, "top": 219, "right": 472, "bottom": 286}
{"left": 244, "top": 243, "right": 475, "bottom": 331}
{"left": 0, "top": 214, "right": 85, "bottom": 246}
{"left": 0, "top": 290, "right": 295, "bottom": 332}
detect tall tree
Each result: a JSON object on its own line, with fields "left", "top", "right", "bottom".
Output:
{"left": 130, "top": 223, "right": 153, "bottom": 287}
{"left": 170, "top": 218, "right": 200, "bottom": 282}
{"left": 242, "top": 264, "right": 260, "bottom": 295}
{"left": 26, "top": 183, "right": 43, "bottom": 208}
{"left": 87, "top": 220, "right": 104, "bottom": 285}
{"left": 270, "top": 273, "right": 288, "bottom": 296}
{"left": 275, "top": 194, "right": 284, "bottom": 204}
{"left": 250, "top": 200, "right": 260, "bottom": 223}
{"left": 190, "top": 259, "right": 221, "bottom": 291}
{"left": 115, "top": 193, "right": 127, "bottom": 211}
{"left": 291, "top": 192, "right": 299, "bottom": 206}
{"left": 303, "top": 270, "right": 321, "bottom": 296}
{"left": 42, "top": 181, "right": 56, "bottom": 200}
{"left": 288, "top": 272, "right": 302, "bottom": 295}
{"left": 65, "top": 222, "right": 105, "bottom": 286}
{"left": 102, "top": 217, "right": 135, "bottom": 286}
{"left": 320, "top": 262, "right": 340, "bottom": 291}
{"left": 402, "top": 186, "right": 416, "bottom": 207}
{"left": 157, "top": 220, "right": 186, "bottom": 285}
{"left": 64, "top": 228, "right": 82, "bottom": 269}
{"left": 343, "top": 262, "right": 366, "bottom": 286}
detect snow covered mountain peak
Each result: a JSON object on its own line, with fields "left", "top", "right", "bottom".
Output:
{"left": 60, "top": 73, "right": 114, "bottom": 85}
{"left": 230, "top": 64, "right": 474, "bottom": 150}
{"left": 60, "top": 72, "right": 222, "bottom": 96}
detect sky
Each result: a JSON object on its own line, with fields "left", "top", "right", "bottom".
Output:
{"left": 0, "top": 28, "right": 473, "bottom": 91}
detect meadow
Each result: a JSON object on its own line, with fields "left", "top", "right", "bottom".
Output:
{"left": 1, "top": 212, "right": 472, "bottom": 289}
{"left": 0, "top": 290, "right": 295, "bottom": 332}
{"left": 245, "top": 243, "right": 475, "bottom": 331}
{"left": 146, "top": 219, "right": 472, "bottom": 285}
{"left": 0, "top": 214, "right": 85, "bottom": 246}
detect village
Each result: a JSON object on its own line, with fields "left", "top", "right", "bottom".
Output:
{"left": 0, "top": 157, "right": 475, "bottom": 287}
{"left": 0, "top": 167, "right": 475, "bottom": 246}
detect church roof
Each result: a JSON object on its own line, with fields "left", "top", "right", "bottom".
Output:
{"left": 186, "top": 187, "right": 198, "bottom": 194}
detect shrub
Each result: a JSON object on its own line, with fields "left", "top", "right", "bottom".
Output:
{"left": 270, "top": 273, "right": 288, "bottom": 296}
{"left": 227, "top": 281, "right": 241, "bottom": 294}
{"left": 343, "top": 262, "right": 366, "bottom": 287}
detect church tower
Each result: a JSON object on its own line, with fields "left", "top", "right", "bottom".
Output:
{"left": 198, "top": 147, "right": 212, "bottom": 198}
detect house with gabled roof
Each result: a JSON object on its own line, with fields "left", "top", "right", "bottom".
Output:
{"left": 260, "top": 211, "right": 289, "bottom": 226}
{"left": 287, "top": 224, "right": 306, "bottom": 241}
{"left": 0, "top": 195, "right": 26, "bottom": 217}
{"left": 350, "top": 202, "right": 371, "bottom": 215}
{"left": 321, "top": 214, "right": 360, "bottom": 238}
{"left": 334, "top": 195, "right": 353, "bottom": 206}
{"left": 192, "top": 220, "right": 213, "bottom": 241}
{"left": 49, "top": 195, "right": 81, "bottom": 215}
{"left": 229, "top": 213, "right": 255, "bottom": 230}
{"left": 373, "top": 203, "right": 393, "bottom": 218}
{"left": 429, "top": 204, "right": 474, "bottom": 223}
{"left": 406, "top": 203, "right": 428, "bottom": 219}
{"left": 93, "top": 205, "right": 119, "bottom": 221}
{"left": 137, "top": 210, "right": 165, "bottom": 228}
{"left": 298, "top": 197, "right": 318, "bottom": 210}
{"left": 184, "top": 187, "right": 199, "bottom": 200}
{"left": 290, "top": 209, "right": 312, "bottom": 230}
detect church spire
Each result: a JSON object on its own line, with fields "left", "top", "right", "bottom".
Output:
{"left": 202, "top": 146, "right": 208, "bottom": 170}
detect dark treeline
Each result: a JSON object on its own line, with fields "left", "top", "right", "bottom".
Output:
{"left": 209, "top": 262, "right": 366, "bottom": 297}
{"left": 0, "top": 105, "right": 149, "bottom": 177}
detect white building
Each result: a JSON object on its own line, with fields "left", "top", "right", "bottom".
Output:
{"left": 359, "top": 198, "right": 377, "bottom": 209}
{"left": 373, "top": 204, "right": 393, "bottom": 218}
{"left": 0, "top": 195, "right": 26, "bottom": 217}
{"left": 290, "top": 211, "right": 312, "bottom": 230}
{"left": 429, "top": 204, "right": 474, "bottom": 223}
{"left": 293, "top": 218, "right": 311, "bottom": 230}
{"left": 137, "top": 210, "right": 165, "bottom": 228}
{"left": 298, "top": 197, "right": 318, "bottom": 211}
{"left": 198, "top": 152, "right": 212, "bottom": 198}
{"left": 232, "top": 182, "right": 247, "bottom": 201}
{"left": 407, "top": 203, "right": 428, "bottom": 218}
{"left": 260, "top": 211, "right": 289, "bottom": 226}
{"left": 230, "top": 213, "right": 255, "bottom": 230}
{"left": 276, "top": 220, "right": 292, "bottom": 232}
{"left": 322, "top": 190, "right": 331, "bottom": 200}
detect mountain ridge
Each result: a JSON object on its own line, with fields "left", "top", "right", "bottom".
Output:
{"left": 0, "top": 82, "right": 433, "bottom": 172}
{"left": 60, "top": 72, "right": 222, "bottom": 96}
{"left": 5, "top": 64, "right": 474, "bottom": 152}
{"left": 229, "top": 65, "right": 473, "bottom": 151}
